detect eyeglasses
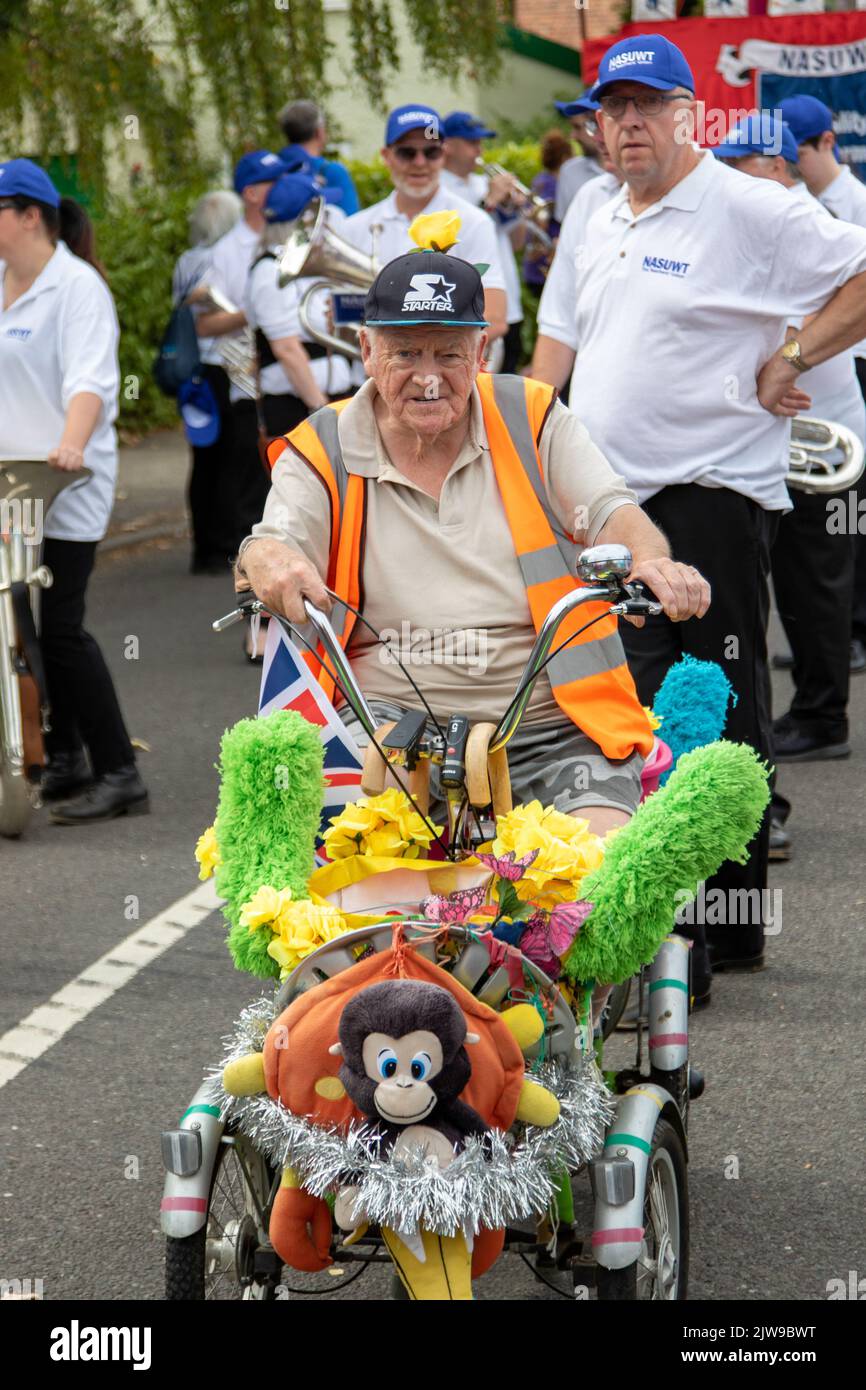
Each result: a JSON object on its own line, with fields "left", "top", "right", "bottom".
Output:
{"left": 392, "top": 144, "right": 445, "bottom": 163}
{"left": 571, "top": 119, "right": 598, "bottom": 138}
{"left": 598, "top": 92, "right": 688, "bottom": 119}
{"left": 0, "top": 200, "right": 19, "bottom": 212}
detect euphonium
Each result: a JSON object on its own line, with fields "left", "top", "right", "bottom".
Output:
{"left": 787, "top": 417, "right": 865, "bottom": 494}
{"left": 275, "top": 199, "right": 379, "bottom": 359}
{"left": 186, "top": 284, "right": 257, "bottom": 399}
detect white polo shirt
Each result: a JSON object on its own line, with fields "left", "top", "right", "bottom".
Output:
{"left": 787, "top": 183, "right": 865, "bottom": 442}
{"left": 440, "top": 167, "right": 523, "bottom": 324}
{"left": 555, "top": 153, "right": 866, "bottom": 510}
{"left": 537, "top": 172, "right": 621, "bottom": 347}
{"left": 242, "top": 255, "right": 353, "bottom": 402}
{"left": 198, "top": 219, "right": 261, "bottom": 367}
{"left": 817, "top": 165, "right": 866, "bottom": 360}
{"left": 0, "top": 241, "right": 119, "bottom": 543}
{"left": 342, "top": 184, "right": 506, "bottom": 292}
{"left": 554, "top": 155, "right": 604, "bottom": 224}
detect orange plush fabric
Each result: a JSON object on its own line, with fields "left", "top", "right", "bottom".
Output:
{"left": 263, "top": 937, "right": 526, "bottom": 1133}
{"left": 269, "top": 1186, "right": 333, "bottom": 1271}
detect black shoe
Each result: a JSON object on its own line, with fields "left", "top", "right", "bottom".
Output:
{"left": 773, "top": 722, "right": 850, "bottom": 762}
{"left": 772, "top": 651, "right": 794, "bottom": 670}
{"left": 49, "top": 766, "right": 149, "bottom": 825}
{"left": 707, "top": 948, "right": 765, "bottom": 972}
{"left": 692, "top": 982, "right": 712, "bottom": 1010}
{"left": 851, "top": 638, "right": 866, "bottom": 674}
{"left": 769, "top": 818, "right": 792, "bottom": 862}
{"left": 40, "top": 750, "right": 92, "bottom": 802}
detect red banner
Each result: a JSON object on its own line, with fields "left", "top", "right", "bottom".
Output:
{"left": 583, "top": 12, "right": 866, "bottom": 122}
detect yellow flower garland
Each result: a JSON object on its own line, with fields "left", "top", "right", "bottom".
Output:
{"left": 194, "top": 824, "right": 220, "bottom": 880}
{"left": 323, "top": 788, "right": 443, "bottom": 861}
{"left": 489, "top": 800, "right": 606, "bottom": 909}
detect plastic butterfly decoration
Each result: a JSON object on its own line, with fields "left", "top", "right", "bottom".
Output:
{"left": 473, "top": 848, "right": 539, "bottom": 881}
{"left": 422, "top": 885, "right": 488, "bottom": 925}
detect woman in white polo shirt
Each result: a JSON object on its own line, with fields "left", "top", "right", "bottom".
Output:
{"left": 0, "top": 158, "right": 147, "bottom": 824}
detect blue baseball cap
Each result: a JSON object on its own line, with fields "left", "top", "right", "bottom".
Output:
{"left": 591, "top": 34, "right": 695, "bottom": 101}
{"left": 265, "top": 172, "right": 337, "bottom": 224}
{"left": 778, "top": 95, "right": 834, "bottom": 144}
{"left": 233, "top": 150, "right": 286, "bottom": 194}
{"left": 385, "top": 104, "right": 442, "bottom": 147}
{"left": 278, "top": 143, "right": 313, "bottom": 175}
{"left": 443, "top": 111, "right": 497, "bottom": 141}
{"left": 554, "top": 96, "right": 600, "bottom": 117}
{"left": 714, "top": 114, "right": 799, "bottom": 165}
{"left": 178, "top": 377, "right": 220, "bottom": 447}
{"left": 0, "top": 157, "right": 60, "bottom": 208}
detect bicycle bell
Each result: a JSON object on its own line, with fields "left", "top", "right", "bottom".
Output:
{"left": 576, "top": 544, "right": 633, "bottom": 585}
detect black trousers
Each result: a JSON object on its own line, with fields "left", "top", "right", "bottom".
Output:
{"left": 501, "top": 321, "right": 524, "bottom": 375}
{"left": 770, "top": 487, "right": 853, "bottom": 738}
{"left": 188, "top": 365, "right": 242, "bottom": 567}
{"left": 40, "top": 539, "right": 136, "bottom": 777}
{"left": 621, "top": 485, "right": 780, "bottom": 966}
{"left": 852, "top": 358, "right": 866, "bottom": 644}
{"left": 231, "top": 394, "right": 310, "bottom": 542}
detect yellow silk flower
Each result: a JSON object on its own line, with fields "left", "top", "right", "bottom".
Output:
{"left": 408, "top": 209, "right": 461, "bottom": 253}
{"left": 491, "top": 800, "right": 606, "bottom": 908}
{"left": 266, "top": 899, "right": 350, "bottom": 980}
{"left": 194, "top": 825, "right": 220, "bottom": 881}
{"left": 323, "top": 788, "right": 443, "bottom": 860}
{"left": 239, "top": 884, "right": 294, "bottom": 931}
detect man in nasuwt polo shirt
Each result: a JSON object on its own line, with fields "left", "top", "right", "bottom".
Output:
{"left": 237, "top": 241, "right": 710, "bottom": 853}
{"left": 531, "top": 33, "right": 866, "bottom": 981}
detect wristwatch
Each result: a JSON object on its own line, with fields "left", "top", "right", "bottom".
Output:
{"left": 781, "top": 339, "right": 812, "bottom": 373}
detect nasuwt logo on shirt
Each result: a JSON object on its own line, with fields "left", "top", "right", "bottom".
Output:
{"left": 4, "top": 326, "right": 32, "bottom": 340}
{"left": 609, "top": 50, "right": 657, "bottom": 71}
{"left": 642, "top": 255, "right": 690, "bottom": 278}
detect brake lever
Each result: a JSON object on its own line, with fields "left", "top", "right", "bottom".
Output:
{"left": 609, "top": 581, "right": 663, "bottom": 618}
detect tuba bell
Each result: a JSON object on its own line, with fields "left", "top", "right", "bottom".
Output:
{"left": 275, "top": 199, "right": 379, "bottom": 360}
{"left": 185, "top": 284, "right": 258, "bottom": 399}
{"left": 787, "top": 417, "right": 865, "bottom": 494}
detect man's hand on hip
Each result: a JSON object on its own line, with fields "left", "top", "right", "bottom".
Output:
{"left": 756, "top": 353, "right": 812, "bottom": 417}
{"left": 236, "top": 539, "right": 330, "bottom": 624}
{"left": 626, "top": 557, "right": 711, "bottom": 627}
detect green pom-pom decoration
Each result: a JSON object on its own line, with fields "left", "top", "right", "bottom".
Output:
{"left": 213, "top": 711, "right": 325, "bottom": 979}
{"left": 564, "top": 741, "right": 770, "bottom": 985}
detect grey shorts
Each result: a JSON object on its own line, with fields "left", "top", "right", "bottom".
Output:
{"left": 342, "top": 699, "right": 645, "bottom": 819}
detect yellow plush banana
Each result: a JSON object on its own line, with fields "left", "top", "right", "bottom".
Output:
{"left": 223, "top": 1052, "right": 266, "bottom": 1096}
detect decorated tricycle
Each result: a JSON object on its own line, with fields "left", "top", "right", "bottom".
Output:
{"left": 161, "top": 544, "right": 768, "bottom": 1300}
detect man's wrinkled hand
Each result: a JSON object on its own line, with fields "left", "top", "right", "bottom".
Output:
{"left": 625, "top": 557, "right": 711, "bottom": 628}
{"left": 239, "top": 541, "right": 330, "bottom": 625}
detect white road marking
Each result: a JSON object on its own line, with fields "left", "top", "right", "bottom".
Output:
{"left": 0, "top": 879, "right": 220, "bottom": 1090}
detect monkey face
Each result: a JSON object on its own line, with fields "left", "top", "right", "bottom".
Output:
{"left": 361, "top": 1029, "right": 444, "bottom": 1125}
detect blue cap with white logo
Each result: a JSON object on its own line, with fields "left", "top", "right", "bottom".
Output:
{"left": 443, "top": 111, "right": 497, "bottom": 141}
{"left": 265, "top": 172, "right": 338, "bottom": 223}
{"left": 233, "top": 150, "right": 286, "bottom": 194}
{"left": 778, "top": 95, "right": 834, "bottom": 145}
{"left": 714, "top": 114, "right": 799, "bottom": 165}
{"left": 554, "top": 96, "right": 600, "bottom": 117}
{"left": 591, "top": 34, "right": 695, "bottom": 101}
{"left": 0, "top": 157, "right": 61, "bottom": 208}
{"left": 385, "top": 104, "right": 442, "bottom": 147}
{"left": 178, "top": 377, "right": 220, "bottom": 447}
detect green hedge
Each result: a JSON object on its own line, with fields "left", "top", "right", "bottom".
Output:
{"left": 94, "top": 145, "right": 544, "bottom": 435}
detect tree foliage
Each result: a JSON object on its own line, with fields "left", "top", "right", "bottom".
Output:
{"left": 0, "top": 0, "right": 503, "bottom": 196}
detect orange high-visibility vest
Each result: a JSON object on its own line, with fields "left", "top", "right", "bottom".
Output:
{"left": 266, "top": 376, "right": 654, "bottom": 762}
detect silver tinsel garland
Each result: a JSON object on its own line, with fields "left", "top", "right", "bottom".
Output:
{"left": 204, "top": 996, "right": 615, "bottom": 1237}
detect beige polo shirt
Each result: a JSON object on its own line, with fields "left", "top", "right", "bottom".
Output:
{"left": 246, "top": 379, "right": 638, "bottom": 725}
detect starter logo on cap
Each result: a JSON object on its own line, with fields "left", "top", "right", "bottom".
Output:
{"left": 401, "top": 272, "right": 456, "bottom": 313}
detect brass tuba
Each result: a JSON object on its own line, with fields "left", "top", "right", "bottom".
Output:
{"left": 787, "top": 417, "right": 865, "bottom": 494}
{"left": 275, "top": 199, "right": 379, "bottom": 360}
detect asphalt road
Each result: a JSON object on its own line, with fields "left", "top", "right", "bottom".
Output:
{"left": 1, "top": 536, "right": 864, "bottom": 1303}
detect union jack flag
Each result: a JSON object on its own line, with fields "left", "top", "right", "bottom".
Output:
{"left": 258, "top": 619, "right": 364, "bottom": 856}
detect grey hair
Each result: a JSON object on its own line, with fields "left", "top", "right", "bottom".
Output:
{"left": 189, "top": 190, "right": 243, "bottom": 248}
{"left": 278, "top": 99, "right": 324, "bottom": 144}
